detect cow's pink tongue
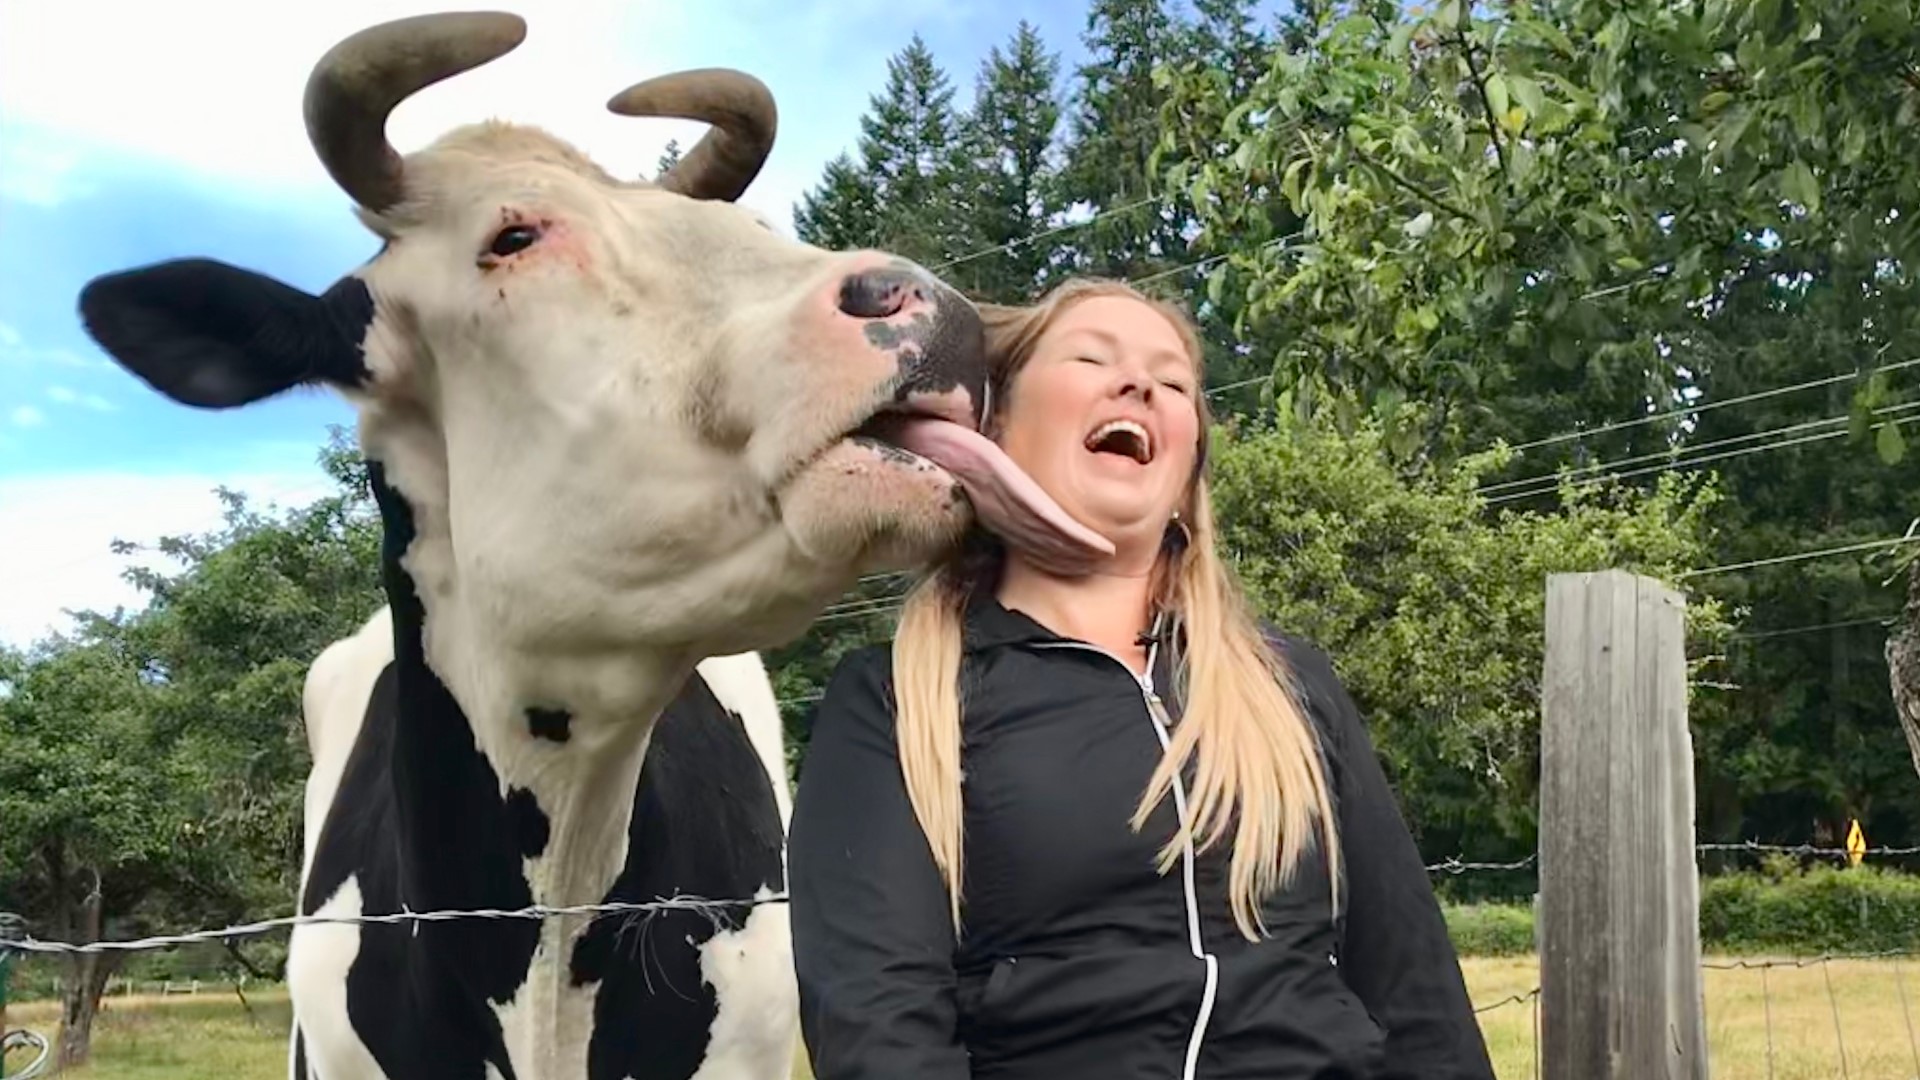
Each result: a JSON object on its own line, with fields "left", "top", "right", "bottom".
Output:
{"left": 889, "top": 418, "right": 1115, "bottom": 569}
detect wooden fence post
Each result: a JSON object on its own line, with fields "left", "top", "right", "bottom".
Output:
{"left": 1540, "top": 570, "right": 1708, "bottom": 1080}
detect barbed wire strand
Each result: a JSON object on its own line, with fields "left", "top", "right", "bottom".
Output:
{"left": 1897, "top": 954, "right": 1920, "bottom": 1076}
{"left": 0, "top": 894, "right": 787, "bottom": 957}
{"left": 1824, "top": 955, "right": 1852, "bottom": 1080}
{"left": 1473, "top": 987, "right": 1539, "bottom": 1015}
{"left": 1695, "top": 840, "right": 1920, "bottom": 858}
{"left": 1761, "top": 963, "right": 1777, "bottom": 1080}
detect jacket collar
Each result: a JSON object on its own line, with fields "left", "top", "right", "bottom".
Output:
{"left": 960, "top": 591, "right": 1066, "bottom": 652}
{"left": 960, "top": 590, "right": 1183, "bottom": 661}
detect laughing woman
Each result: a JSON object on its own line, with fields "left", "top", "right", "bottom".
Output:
{"left": 787, "top": 278, "right": 1494, "bottom": 1080}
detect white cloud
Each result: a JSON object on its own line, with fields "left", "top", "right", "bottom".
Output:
{"left": 0, "top": 466, "right": 332, "bottom": 648}
{"left": 0, "top": 0, "right": 815, "bottom": 226}
{"left": 10, "top": 406, "right": 44, "bottom": 428}
{"left": 0, "top": 322, "right": 20, "bottom": 349}
{"left": 44, "top": 386, "right": 115, "bottom": 412}
{"left": 0, "top": 131, "right": 90, "bottom": 207}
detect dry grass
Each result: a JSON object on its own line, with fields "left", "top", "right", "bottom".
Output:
{"left": 1465, "top": 953, "right": 1920, "bottom": 1080}
{"left": 7, "top": 956, "right": 1916, "bottom": 1079}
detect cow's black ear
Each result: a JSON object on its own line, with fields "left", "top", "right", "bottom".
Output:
{"left": 78, "top": 258, "right": 375, "bottom": 409}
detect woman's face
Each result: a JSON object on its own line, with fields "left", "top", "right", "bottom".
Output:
{"left": 994, "top": 295, "right": 1201, "bottom": 566}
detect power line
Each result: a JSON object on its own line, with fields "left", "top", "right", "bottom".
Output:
{"left": 1727, "top": 613, "right": 1902, "bottom": 641}
{"left": 929, "top": 196, "right": 1162, "bottom": 273}
{"left": 1479, "top": 401, "right": 1920, "bottom": 499}
{"left": 1483, "top": 412, "right": 1920, "bottom": 507}
{"left": 1678, "top": 534, "right": 1920, "bottom": 581}
{"left": 1500, "top": 356, "right": 1920, "bottom": 456}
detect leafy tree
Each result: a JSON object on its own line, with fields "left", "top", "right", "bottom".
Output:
{"left": 1160, "top": 0, "right": 1920, "bottom": 849}
{"left": 0, "top": 428, "right": 382, "bottom": 1062}
{"left": 1208, "top": 411, "right": 1731, "bottom": 888}
{"left": 0, "top": 632, "right": 202, "bottom": 1067}
{"left": 655, "top": 138, "right": 682, "bottom": 178}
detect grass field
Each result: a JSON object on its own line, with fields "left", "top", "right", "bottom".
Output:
{"left": 6, "top": 955, "right": 1914, "bottom": 1079}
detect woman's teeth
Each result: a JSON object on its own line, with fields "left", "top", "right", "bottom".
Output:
{"left": 1086, "top": 419, "right": 1152, "bottom": 464}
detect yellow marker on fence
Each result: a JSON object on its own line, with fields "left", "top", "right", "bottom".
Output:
{"left": 1846, "top": 818, "right": 1866, "bottom": 867}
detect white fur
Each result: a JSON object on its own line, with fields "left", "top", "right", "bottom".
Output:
{"left": 692, "top": 886, "right": 801, "bottom": 1079}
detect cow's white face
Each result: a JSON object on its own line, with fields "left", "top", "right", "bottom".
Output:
{"left": 74, "top": 13, "right": 1098, "bottom": 669}
{"left": 333, "top": 126, "right": 990, "bottom": 655}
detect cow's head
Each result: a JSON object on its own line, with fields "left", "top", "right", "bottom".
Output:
{"left": 75, "top": 12, "right": 1107, "bottom": 660}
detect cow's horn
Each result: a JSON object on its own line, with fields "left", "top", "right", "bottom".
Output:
{"left": 304, "top": 12, "right": 528, "bottom": 213}
{"left": 607, "top": 69, "right": 776, "bottom": 203}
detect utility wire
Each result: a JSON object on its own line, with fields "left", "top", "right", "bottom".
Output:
{"left": 1499, "top": 356, "right": 1920, "bottom": 456}
{"left": 1479, "top": 401, "right": 1920, "bottom": 499}
{"left": 1483, "top": 412, "right": 1920, "bottom": 507}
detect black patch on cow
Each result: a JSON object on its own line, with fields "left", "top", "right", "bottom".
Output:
{"left": 290, "top": 457, "right": 789, "bottom": 1080}
{"left": 868, "top": 294, "right": 988, "bottom": 426}
{"left": 77, "top": 257, "right": 374, "bottom": 409}
{"left": 293, "top": 461, "right": 533, "bottom": 1080}
{"left": 292, "top": 1029, "right": 308, "bottom": 1080}
{"left": 504, "top": 787, "right": 551, "bottom": 860}
{"left": 527, "top": 706, "right": 573, "bottom": 743}
{"left": 570, "top": 677, "right": 788, "bottom": 1080}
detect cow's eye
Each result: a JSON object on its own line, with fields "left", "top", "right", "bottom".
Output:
{"left": 489, "top": 224, "right": 541, "bottom": 257}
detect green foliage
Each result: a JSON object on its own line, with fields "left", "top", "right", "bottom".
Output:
{"left": 0, "top": 426, "right": 382, "bottom": 979}
{"left": 1440, "top": 863, "right": 1920, "bottom": 957}
{"left": 1442, "top": 902, "right": 1536, "bottom": 957}
{"left": 1159, "top": 0, "right": 1920, "bottom": 464}
{"left": 1209, "top": 411, "right": 1730, "bottom": 865}
{"left": 1701, "top": 860, "right": 1920, "bottom": 954}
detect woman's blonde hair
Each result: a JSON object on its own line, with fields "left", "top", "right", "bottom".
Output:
{"left": 890, "top": 277, "right": 1340, "bottom": 942}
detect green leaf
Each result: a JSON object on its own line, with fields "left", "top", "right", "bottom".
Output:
{"left": 1484, "top": 73, "right": 1511, "bottom": 120}
{"left": 1780, "top": 159, "right": 1821, "bottom": 213}
{"left": 1508, "top": 75, "right": 1546, "bottom": 118}
{"left": 1879, "top": 421, "right": 1907, "bottom": 465}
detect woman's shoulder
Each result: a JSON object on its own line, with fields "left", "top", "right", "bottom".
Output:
{"left": 807, "top": 641, "right": 899, "bottom": 735}
{"left": 1250, "top": 620, "right": 1364, "bottom": 752}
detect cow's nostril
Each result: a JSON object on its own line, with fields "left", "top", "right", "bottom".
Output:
{"left": 838, "top": 269, "right": 925, "bottom": 319}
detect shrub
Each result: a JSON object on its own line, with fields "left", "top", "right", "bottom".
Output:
{"left": 1699, "top": 863, "right": 1920, "bottom": 954}
{"left": 1440, "top": 865, "right": 1920, "bottom": 957}
{"left": 1444, "top": 902, "right": 1536, "bottom": 956}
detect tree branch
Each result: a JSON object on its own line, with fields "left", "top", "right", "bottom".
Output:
{"left": 1350, "top": 144, "right": 1476, "bottom": 221}
{"left": 1454, "top": 16, "right": 1509, "bottom": 186}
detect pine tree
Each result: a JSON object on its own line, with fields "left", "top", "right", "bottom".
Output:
{"left": 954, "top": 21, "right": 1064, "bottom": 302}
{"left": 857, "top": 35, "right": 968, "bottom": 265}
{"left": 1057, "top": 0, "right": 1194, "bottom": 283}
{"left": 794, "top": 154, "right": 882, "bottom": 251}
{"left": 791, "top": 36, "right": 971, "bottom": 267}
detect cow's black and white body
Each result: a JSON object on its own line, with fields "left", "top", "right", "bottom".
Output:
{"left": 71, "top": 10, "right": 1103, "bottom": 1079}
{"left": 288, "top": 596, "right": 795, "bottom": 1080}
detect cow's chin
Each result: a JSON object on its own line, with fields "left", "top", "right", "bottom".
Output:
{"left": 778, "top": 437, "right": 972, "bottom": 572}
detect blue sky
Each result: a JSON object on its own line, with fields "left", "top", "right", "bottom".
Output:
{"left": 0, "top": 0, "right": 1108, "bottom": 646}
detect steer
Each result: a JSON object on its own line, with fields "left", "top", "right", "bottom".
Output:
{"left": 74, "top": 11, "right": 1106, "bottom": 1080}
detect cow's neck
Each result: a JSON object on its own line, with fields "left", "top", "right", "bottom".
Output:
{"left": 367, "top": 460, "right": 692, "bottom": 920}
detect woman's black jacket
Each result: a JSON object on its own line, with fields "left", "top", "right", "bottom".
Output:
{"left": 787, "top": 596, "right": 1495, "bottom": 1080}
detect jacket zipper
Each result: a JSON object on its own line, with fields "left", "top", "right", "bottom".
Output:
{"left": 1034, "top": 629, "right": 1219, "bottom": 1080}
